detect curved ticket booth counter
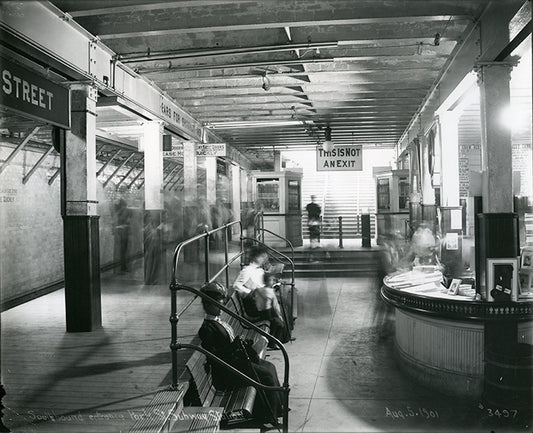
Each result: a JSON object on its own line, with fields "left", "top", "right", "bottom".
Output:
{"left": 381, "top": 274, "right": 533, "bottom": 400}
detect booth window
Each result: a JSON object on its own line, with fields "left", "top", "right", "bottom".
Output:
{"left": 288, "top": 180, "right": 300, "bottom": 212}
{"left": 257, "top": 178, "right": 280, "bottom": 212}
{"left": 377, "top": 178, "right": 390, "bottom": 211}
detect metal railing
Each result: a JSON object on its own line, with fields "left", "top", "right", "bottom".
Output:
{"left": 169, "top": 220, "right": 292, "bottom": 432}
{"left": 303, "top": 214, "right": 377, "bottom": 244}
{"left": 253, "top": 211, "right": 265, "bottom": 243}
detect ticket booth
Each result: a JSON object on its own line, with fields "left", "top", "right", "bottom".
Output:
{"left": 374, "top": 168, "right": 410, "bottom": 244}
{"left": 252, "top": 170, "right": 303, "bottom": 247}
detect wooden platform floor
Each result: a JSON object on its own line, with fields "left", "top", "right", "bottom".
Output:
{"left": 1, "top": 255, "right": 531, "bottom": 432}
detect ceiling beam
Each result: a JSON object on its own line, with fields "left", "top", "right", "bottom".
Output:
{"left": 136, "top": 53, "right": 447, "bottom": 74}
{"left": 65, "top": 1, "right": 257, "bottom": 17}
{"left": 120, "top": 41, "right": 339, "bottom": 63}
{"left": 153, "top": 64, "right": 443, "bottom": 82}
{"left": 98, "top": 15, "right": 471, "bottom": 40}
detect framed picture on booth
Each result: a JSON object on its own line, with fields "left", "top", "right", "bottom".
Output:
{"left": 519, "top": 271, "right": 533, "bottom": 295}
{"left": 486, "top": 258, "right": 518, "bottom": 302}
{"left": 520, "top": 247, "right": 533, "bottom": 269}
{"left": 447, "top": 278, "right": 462, "bottom": 296}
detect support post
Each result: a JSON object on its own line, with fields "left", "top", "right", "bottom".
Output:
{"left": 183, "top": 141, "right": 198, "bottom": 262}
{"left": 419, "top": 134, "right": 436, "bottom": 229}
{"left": 476, "top": 61, "right": 517, "bottom": 213}
{"left": 361, "top": 214, "right": 371, "bottom": 248}
{"left": 338, "top": 216, "right": 343, "bottom": 249}
{"left": 437, "top": 112, "right": 461, "bottom": 207}
{"left": 0, "top": 382, "right": 8, "bottom": 432}
{"left": 142, "top": 121, "right": 166, "bottom": 285}
{"left": 62, "top": 83, "right": 101, "bottom": 332}
{"left": 231, "top": 164, "right": 241, "bottom": 236}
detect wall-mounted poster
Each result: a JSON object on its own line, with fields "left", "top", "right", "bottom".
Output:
{"left": 487, "top": 258, "right": 518, "bottom": 302}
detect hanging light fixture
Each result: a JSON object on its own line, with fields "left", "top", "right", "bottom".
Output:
{"left": 322, "top": 126, "right": 334, "bottom": 152}
{"left": 261, "top": 73, "right": 271, "bottom": 91}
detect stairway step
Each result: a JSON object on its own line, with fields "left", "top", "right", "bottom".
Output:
{"left": 294, "top": 262, "right": 380, "bottom": 270}
{"left": 294, "top": 268, "right": 378, "bottom": 277}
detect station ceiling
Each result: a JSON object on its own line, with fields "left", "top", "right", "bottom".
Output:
{"left": 49, "top": 0, "right": 493, "bottom": 164}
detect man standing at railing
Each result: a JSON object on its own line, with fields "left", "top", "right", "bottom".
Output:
{"left": 306, "top": 195, "right": 322, "bottom": 248}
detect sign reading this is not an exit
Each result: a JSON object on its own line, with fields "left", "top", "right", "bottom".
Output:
{"left": 316, "top": 145, "right": 363, "bottom": 171}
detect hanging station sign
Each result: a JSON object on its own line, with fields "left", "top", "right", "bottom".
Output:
{"left": 162, "top": 142, "right": 184, "bottom": 158}
{"left": 0, "top": 56, "right": 70, "bottom": 128}
{"left": 316, "top": 145, "right": 363, "bottom": 171}
{"left": 162, "top": 142, "right": 227, "bottom": 158}
{"left": 197, "top": 142, "right": 226, "bottom": 157}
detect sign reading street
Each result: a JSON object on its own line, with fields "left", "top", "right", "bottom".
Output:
{"left": 1, "top": 56, "right": 70, "bottom": 129}
{"left": 316, "top": 145, "right": 363, "bottom": 171}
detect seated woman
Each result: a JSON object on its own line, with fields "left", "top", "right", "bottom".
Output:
{"left": 198, "top": 282, "right": 283, "bottom": 425}
{"left": 233, "top": 246, "right": 272, "bottom": 317}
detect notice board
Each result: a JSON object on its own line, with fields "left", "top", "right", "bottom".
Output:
{"left": 316, "top": 145, "right": 362, "bottom": 171}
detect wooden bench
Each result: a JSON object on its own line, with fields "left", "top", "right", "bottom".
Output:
{"left": 183, "top": 292, "right": 271, "bottom": 428}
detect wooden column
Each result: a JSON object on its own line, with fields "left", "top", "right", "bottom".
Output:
{"left": 231, "top": 163, "right": 241, "bottom": 234}
{"left": 476, "top": 61, "right": 517, "bottom": 213}
{"left": 183, "top": 141, "right": 199, "bottom": 262}
{"left": 142, "top": 121, "right": 166, "bottom": 285}
{"left": 62, "top": 84, "right": 101, "bottom": 332}
{"left": 205, "top": 156, "right": 217, "bottom": 207}
{"left": 419, "top": 134, "right": 436, "bottom": 227}
{"left": 437, "top": 111, "right": 461, "bottom": 207}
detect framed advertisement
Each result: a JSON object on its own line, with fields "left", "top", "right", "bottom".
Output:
{"left": 486, "top": 258, "right": 518, "bottom": 302}
{"left": 447, "top": 278, "right": 462, "bottom": 296}
{"left": 520, "top": 247, "right": 533, "bottom": 269}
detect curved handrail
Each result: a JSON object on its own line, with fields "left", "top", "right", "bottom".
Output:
{"left": 168, "top": 218, "right": 292, "bottom": 432}
{"left": 179, "top": 342, "right": 287, "bottom": 393}
{"left": 253, "top": 211, "right": 265, "bottom": 242}
{"left": 179, "top": 342, "right": 289, "bottom": 432}
{"left": 255, "top": 227, "right": 295, "bottom": 266}
{"left": 171, "top": 220, "right": 243, "bottom": 284}
{"left": 173, "top": 283, "right": 290, "bottom": 387}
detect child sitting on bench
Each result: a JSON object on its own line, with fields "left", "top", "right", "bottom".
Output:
{"left": 255, "top": 274, "right": 289, "bottom": 346}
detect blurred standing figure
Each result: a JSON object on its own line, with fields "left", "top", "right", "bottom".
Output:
{"left": 306, "top": 195, "right": 322, "bottom": 247}
{"left": 114, "top": 199, "right": 132, "bottom": 273}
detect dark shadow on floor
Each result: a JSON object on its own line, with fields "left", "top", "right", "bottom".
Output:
{"left": 323, "top": 283, "right": 532, "bottom": 433}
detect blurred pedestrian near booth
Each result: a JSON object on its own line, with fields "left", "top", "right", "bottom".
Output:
{"left": 114, "top": 198, "right": 132, "bottom": 273}
{"left": 306, "top": 195, "right": 321, "bottom": 248}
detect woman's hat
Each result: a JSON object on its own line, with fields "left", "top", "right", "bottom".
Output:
{"left": 201, "top": 281, "right": 227, "bottom": 299}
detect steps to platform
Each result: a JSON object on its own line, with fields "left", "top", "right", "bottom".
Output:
{"left": 300, "top": 168, "right": 377, "bottom": 239}
{"left": 279, "top": 247, "right": 382, "bottom": 278}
